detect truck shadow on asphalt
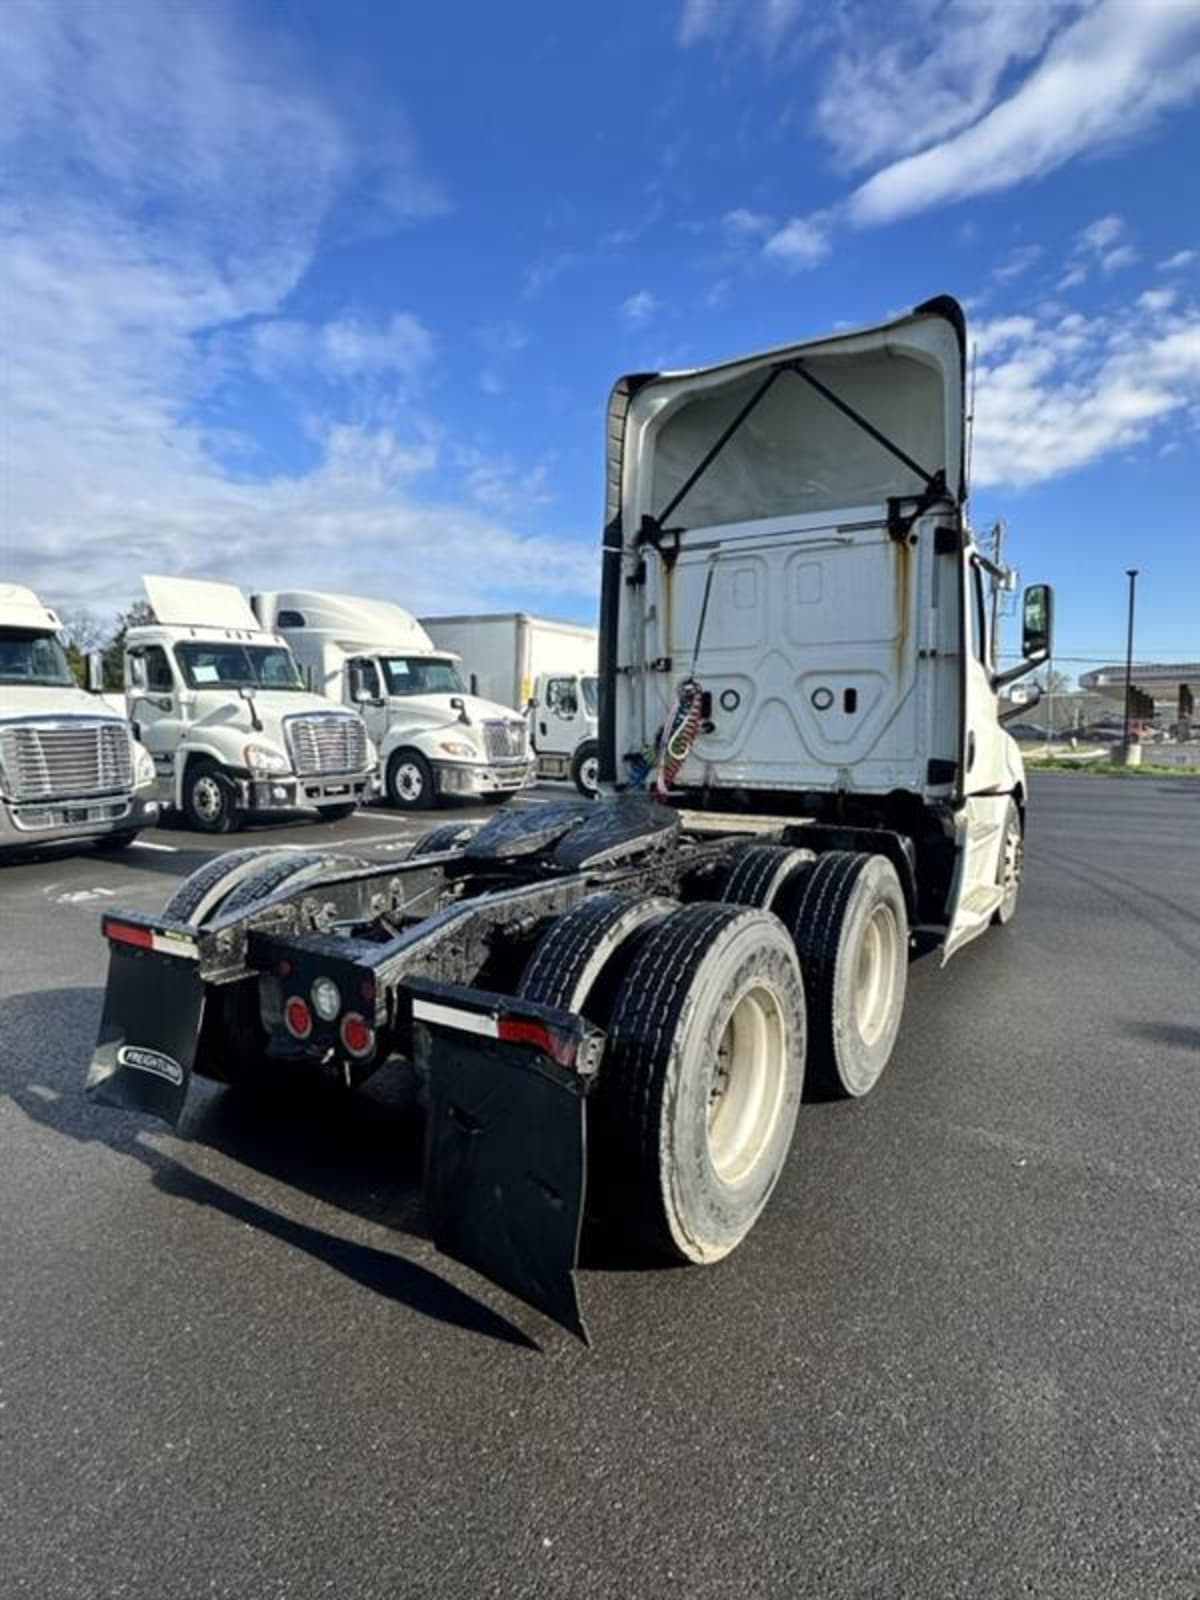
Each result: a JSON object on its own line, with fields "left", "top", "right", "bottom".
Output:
{"left": 1, "top": 985, "right": 538, "bottom": 1349}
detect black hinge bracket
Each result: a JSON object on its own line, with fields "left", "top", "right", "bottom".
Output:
{"left": 649, "top": 657, "right": 673, "bottom": 673}
{"left": 927, "top": 758, "right": 957, "bottom": 785}
{"left": 888, "top": 471, "right": 949, "bottom": 543}
{"left": 934, "top": 523, "right": 964, "bottom": 555}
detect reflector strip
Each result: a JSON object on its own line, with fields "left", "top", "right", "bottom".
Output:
{"left": 412, "top": 999, "right": 498, "bottom": 1038}
{"left": 106, "top": 921, "right": 199, "bottom": 960}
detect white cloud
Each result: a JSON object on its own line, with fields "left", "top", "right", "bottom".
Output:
{"left": 722, "top": 207, "right": 775, "bottom": 236}
{"left": 1157, "top": 249, "right": 1198, "bottom": 272}
{"left": 992, "top": 244, "right": 1043, "bottom": 283}
{"left": 970, "top": 294, "right": 1200, "bottom": 488}
{"left": 1100, "top": 243, "right": 1139, "bottom": 275}
{"left": 479, "top": 368, "right": 504, "bottom": 396}
{"left": 678, "top": 0, "right": 809, "bottom": 54}
{"left": 0, "top": 1, "right": 592, "bottom": 617}
{"left": 1137, "top": 288, "right": 1177, "bottom": 313}
{"left": 620, "top": 289, "right": 660, "bottom": 324}
{"left": 842, "top": 1, "right": 1200, "bottom": 225}
{"left": 1078, "top": 214, "right": 1126, "bottom": 255}
{"left": 1058, "top": 265, "right": 1088, "bottom": 290}
{"left": 763, "top": 213, "right": 830, "bottom": 268}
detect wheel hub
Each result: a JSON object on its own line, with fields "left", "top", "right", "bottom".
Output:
{"left": 706, "top": 982, "right": 787, "bottom": 1185}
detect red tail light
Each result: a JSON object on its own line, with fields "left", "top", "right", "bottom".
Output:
{"left": 339, "top": 1013, "right": 374, "bottom": 1058}
{"left": 284, "top": 996, "right": 313, "bottom": 1039}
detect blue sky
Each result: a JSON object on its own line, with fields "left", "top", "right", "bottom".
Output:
{"left": 2, "top": 0, "right": 1198, "bottom": 678}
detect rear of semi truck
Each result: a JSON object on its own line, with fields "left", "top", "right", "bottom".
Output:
{"left": 85, "top": 298, "right": 1052, "bottom": 1337}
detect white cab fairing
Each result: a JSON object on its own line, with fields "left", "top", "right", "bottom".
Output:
{"left": 143, "top": 576, "right": 261, "bottom": 631}
{"left": 604, "top": 298, "right": 967, "bottom": 802}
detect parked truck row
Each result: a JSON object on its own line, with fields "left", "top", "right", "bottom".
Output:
{"left": 85, "top": 297, "right": 1055, "bottom": 1338}
{"left": 1, "top": 577, "right": 600, "bottom": 852}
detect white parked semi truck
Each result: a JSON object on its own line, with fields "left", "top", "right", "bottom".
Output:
{"left": 421, "top": 612, "right": 600, "bottom": 795}
{"left": 87, "top": 298, "right": 1052, "bottom": 1339}
{"left": 0, "top": 583, "right": 158, "bottom": 854}
{"left": 124, "top": 577, "right": 376, "bottom": 834}
{"left": 253, "top": 592, "right": 536, "bottom": 810}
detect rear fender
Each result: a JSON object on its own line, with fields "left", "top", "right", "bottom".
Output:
{"left": 411, "top": 979, "right": 603, "bottom": 1342}
{"left": 85, "top": 934, "right": 205, "bottom": 1125}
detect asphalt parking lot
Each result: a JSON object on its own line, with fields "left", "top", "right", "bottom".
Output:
{"left": 2, "top": 774, "right": 1198, "bottom": 1599}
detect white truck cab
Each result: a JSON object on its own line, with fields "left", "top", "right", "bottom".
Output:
{"left": 252, "top": 591, "right": 535, "bottom": 810}
{"left": 604, "top": 294, "right": 1052, "bottom": 959}
{"left": 125, "top": 577, "right": 376, "bottom": 834}
{"left": 0, "top": 582, "right": 158, "bottom": 854}
{"left": 420, "top": 612, "right": 600, "bottom": 795}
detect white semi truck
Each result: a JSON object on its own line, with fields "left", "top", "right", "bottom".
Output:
{"left": 124, "top": 577, "right": 376, "bottom": 834}
{"left": 252, "top": 592, "right": 536, "bottom": 810}
{"left": 87, "top": 298, "right": 1052, "bottom": 1340}
{"left": 0, "top": 582, "right": 159, "bottom": 854}
{"left": 421, "top": 612, "right": 600, "bottom": 795}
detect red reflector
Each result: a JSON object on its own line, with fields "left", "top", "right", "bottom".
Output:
{"left": 284, "top": 996, "right": 313, "bottom": 1040}
{"left": 497, "top": 1017, "right": 576, "bottom": 1068}
{"left": 339, "top": 1013, "right": 374, "bottom": 1058}
{"left": 107, "top": 921, "right": 154, "bottom": 950}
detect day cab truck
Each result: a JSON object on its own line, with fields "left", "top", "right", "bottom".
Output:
{"left": 252, "top": 592, "right": 535, "bottom": 811}
{"left": 87, "top": 297, "right": 1052, "bottom": 1340}
{"left": 422, "top": 612, "right": 600, "bottom": 796}
{"left": 0, "top": 582, "right": 158, "bottom": 855}
{"left": 124, "top": 577, "right": 376, "bottom": 834}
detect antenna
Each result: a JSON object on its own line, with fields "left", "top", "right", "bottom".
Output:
{"left": 964, "top": 339, "right": 978, "bottom": 495}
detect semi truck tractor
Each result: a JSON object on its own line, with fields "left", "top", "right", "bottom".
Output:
{"left": 0, "top": 582, "right": 158, "bottom": 854}
{"left": 253, "top": 592, "right": 535, "bottom": 810}
{"left": 86, "top": 298, "right": 1052, "bottom": 1339}
{"left": 421, "top": 612, "right": 600, "bottom": 795}
{"left": 124, "top": 577, "right": 376, "bottom": 834}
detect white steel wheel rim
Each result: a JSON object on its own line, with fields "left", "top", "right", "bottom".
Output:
{"left": 581, "top": 755, "right": 599, "bottom": 792}
{"left": 854, "top": 903, "right": 900, "bottom": 1048}
{"left": 192, "top": 775, "right": 224, "bottom": 821}
{"left": 706, "top": 982, "right": 788, "bottom": 1185}
{"left": 394, "top": 762, "right": 424, "bottom": 802}
{"left": 1001, "top": 823, "right": 1023, "bottom": 914}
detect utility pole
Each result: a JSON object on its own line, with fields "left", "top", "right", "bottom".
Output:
{"left": 1122, "top": 568, "right": 1139, "bottom": 750}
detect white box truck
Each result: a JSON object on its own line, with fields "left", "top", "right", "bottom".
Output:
{"left": 0, "top": 582, "right": 159, "bottom": 854}
{"left": 87, "top": 297, "right": 1052, "bottom": 1340}
{"left": 420, "top": 612, "right": 600, "bottom": 794}
{"left": 253, "top": 592, "right": 536, "bottom": 810}
{"left": 124, "top": 577, "right": 376, "bottom": 833}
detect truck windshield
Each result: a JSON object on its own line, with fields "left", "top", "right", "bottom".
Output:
{"left": 175, "top": 643, "right": 303, "bottom": 690}
{"left": 0, "top": 628, "right": 76, "bottom": 687}
{"left": 380, "top": 656, "right": 466, "bottom": 696}
{"left": 582, "top": 676, "right": 599, "bottom": 715}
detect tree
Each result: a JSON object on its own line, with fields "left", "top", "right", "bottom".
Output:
{"left": 101, "top": 600, "right": 156, "bottom": 691}
{"left": 57, "top": 607, "right": 114, "bottom": 688}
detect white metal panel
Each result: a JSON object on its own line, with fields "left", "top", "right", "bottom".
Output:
{"left": 143, "top": 576, "right": 260, "bottom": 631}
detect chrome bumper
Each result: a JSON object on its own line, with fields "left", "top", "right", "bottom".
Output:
{"left": 434, "top": 759, "right": 537, "bottom": 797}
{"left": 0, "top": 791, "right": 159, "bottom": 848}
{"left": 237, "top": 770, "right": 376, "bottom": 812}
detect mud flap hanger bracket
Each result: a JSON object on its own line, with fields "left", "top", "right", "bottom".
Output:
{"left": 635, "top": 356, "right": 951, "bottom": 551}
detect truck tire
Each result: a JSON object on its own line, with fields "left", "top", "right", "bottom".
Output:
{"left": 183, "top": 758, "right": 241, "bottom": 835}
{"left": 407, "top": 820, "right": 481, "bottom": 857}
{"left": 991, "top": 798, "right": 1023, "bottom": 926}
{"left": 386, "top": 749, "right": 438, "bottom": 811}
{"left": 596, "top": 904, "right": 806, "bottom": 1264}
{"left": 162, "top": 846, "right": 301, "bottom": 924}
{"left": 783, "top": 852, "right": 908, "bottom": 1100}
{"left": 720, "top": 844, "right": 813, "bottom": 911}
{"left": 571, "top": 740, "right": 600, "bottom": 798}
{"left": 317, "top": 802, "right": 357, "bottom": 823}
{"left": 517, "top": 891, "right": 675, "bottom": 1021}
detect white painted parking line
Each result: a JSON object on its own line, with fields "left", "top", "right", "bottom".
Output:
{"left": 347, "top": 811, "right": 421, "bottom": 827}
{"left": 130, "top": 839, "right": 179, "bottom": 853}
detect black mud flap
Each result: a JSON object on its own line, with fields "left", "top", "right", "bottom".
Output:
{"left": 85, "top": 944, "right": 205, "bottom": 1126}
{"left": 413, "top": 982, "right": 601, "bottom": 1343}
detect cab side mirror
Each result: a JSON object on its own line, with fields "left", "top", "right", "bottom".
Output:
{"left": 1021, "top": 584, "right": 1053, "bottom": 664}
{"left": 127, "top": 655, "right": 148, "bottom": 692}
{"left": 86, "top": 651, "right": 104, "bottom": 693}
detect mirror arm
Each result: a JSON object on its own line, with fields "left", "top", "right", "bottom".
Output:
{"left": 997, "top": 685, "right": 1042, "bottom": 723}
{"left": 993, "top": 652, "right": 1048, "bottom": 691}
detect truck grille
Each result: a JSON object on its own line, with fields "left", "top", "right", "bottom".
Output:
{"left": 284, "top": 713, "right": 368, "bottom": 777}
{"left": 0, "top": 720, "right": 133, "bottom": 802}
{"left": 483, "top": 720, "right": 528, "bottom": 763}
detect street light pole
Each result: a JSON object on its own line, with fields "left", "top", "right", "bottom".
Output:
{"left": 1122, "top": 568, "right": 1139, "bottom": 748}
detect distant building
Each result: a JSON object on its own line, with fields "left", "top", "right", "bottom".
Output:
{"left": 1077, "top": 663, "right": 1199, "bottom": 722}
